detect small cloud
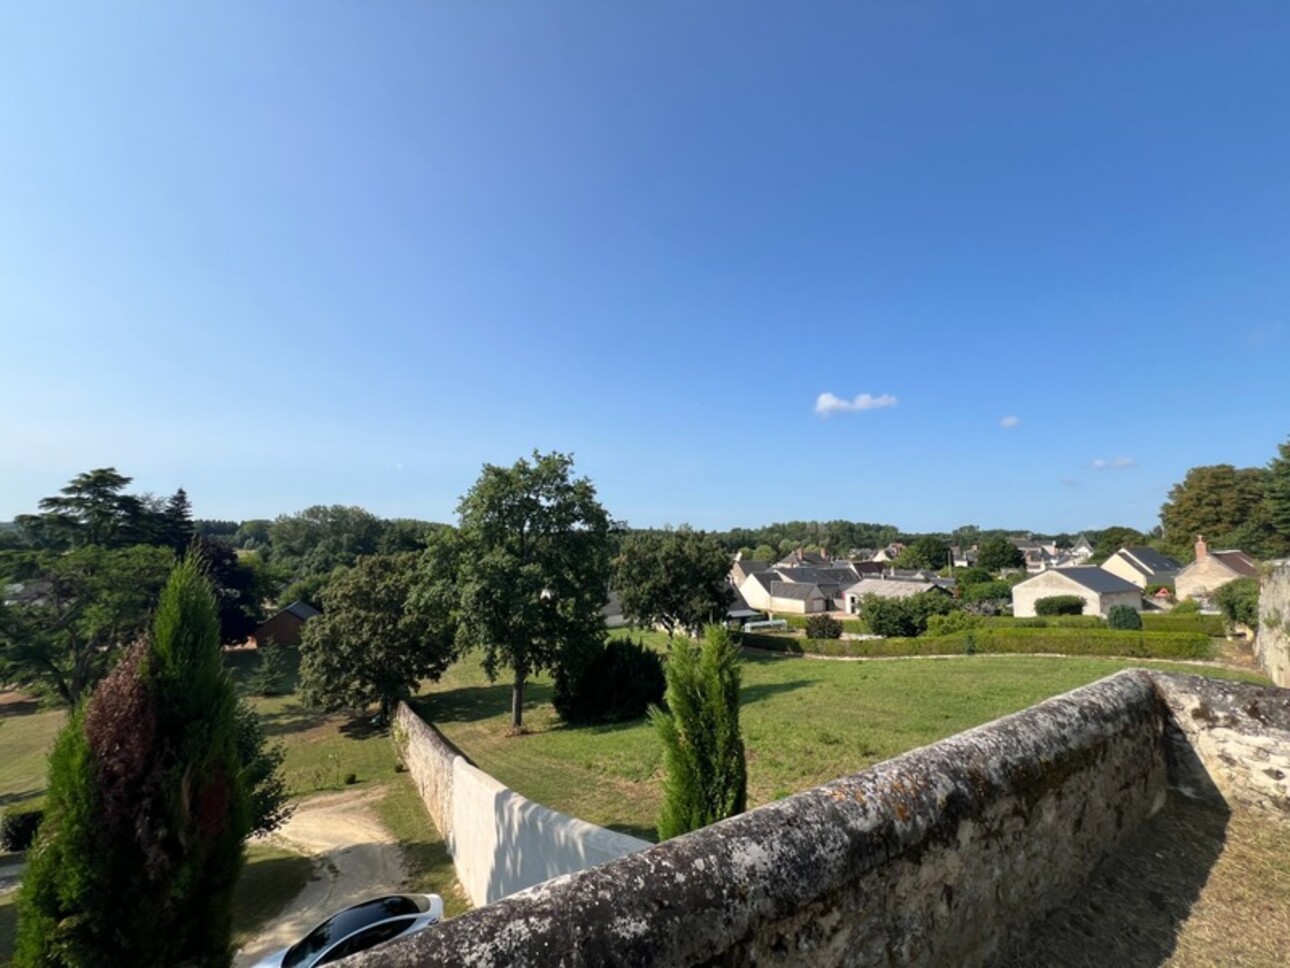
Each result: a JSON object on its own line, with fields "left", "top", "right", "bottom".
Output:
{"left": 1089, "top": 457, "right": 1137, "bottom": 470}
{"left": 815, "top": 391, "right": 898, "bottom": 416}
{"left": 1060, "top": 476, "right": 1083, "bottom": 489}
{"left": 999, "top": 415, "right": 1020, "bottom": 429}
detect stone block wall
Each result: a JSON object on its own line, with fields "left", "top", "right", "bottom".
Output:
{"left": 392, "top": 702, "right": 649, "bottom": 907}
{"left": 1257, "top": 562, "right": 1290, "bottom": 687}
{"left": 361, "top": 671, "right": 1171, "bottom": 967}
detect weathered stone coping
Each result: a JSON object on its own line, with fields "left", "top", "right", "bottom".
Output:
{"left": 352, "top": 670, "right": 1168, "bottom": 966}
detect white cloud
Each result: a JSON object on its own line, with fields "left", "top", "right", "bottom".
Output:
{"left": 1089, "top": 457, "right": 1137, "bottom": 470}
{"left": 999, "top": 415, "right": 1020, "bottom": 429}
{"left": 815, "top": 391, "right": 897, "bottom": 416}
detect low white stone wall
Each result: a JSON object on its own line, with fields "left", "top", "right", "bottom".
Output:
{"left": 393, "top": 703, "right": 650, "bottom": 907}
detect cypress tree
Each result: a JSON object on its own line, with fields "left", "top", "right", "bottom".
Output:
{"left": 650, "top": 625, "right": 747, "bottom": 839}
{"left": 16, "top": 555, "right": 252, "bottom": 967}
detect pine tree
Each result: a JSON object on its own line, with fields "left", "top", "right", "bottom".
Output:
{"left": 16, "top": 556, "right": 253, "bottom": 967}
{"left": 1266, "top": 437, "right": 1290, "bottom": 552}
{"left": 162, "top": 487, "right": 195, "bottom": 554}
{"left": 650, "top": 625, "right": 747, "bottom": 839}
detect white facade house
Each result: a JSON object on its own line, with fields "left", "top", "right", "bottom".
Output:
{"left": 1011, "top": 568, "right": 1142, "bottom": 618}
{"left": 1100, "top": 547, "right": 1181, "bottom": 589}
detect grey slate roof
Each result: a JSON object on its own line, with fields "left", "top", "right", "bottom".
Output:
{"left": 769, "top": 581, "right": 824, "bottom": 601}
{"left": 1122, "top": 546, "right": 1181, "bottom": 575}
{"left": 844, "top": 579, "right": 943, "bottom": 599}
{"left": 283, "top": 600, "right": 322, "bottom": 621}
{"left": 1211, "top": 551, "right": 1258, "bottom": 577}
{"left": 1045, "top": 567, "right": 1140, "bottom": 595}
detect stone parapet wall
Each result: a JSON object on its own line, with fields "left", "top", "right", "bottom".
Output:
{"left": 392, "top": 702, "right": 649, "bottom": 908}
{"left": 1257, "top": 563, "right": 1290, "bottom": 687}
{"left": 360, "top": 671, "right": 1170, "bottom": 967}
{"left": 1152, "top": 672, "right": 1290, "bottom": 816}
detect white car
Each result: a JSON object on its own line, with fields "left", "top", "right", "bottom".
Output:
{"left": 254, "top": 894, "right": 444, "bottom": 967}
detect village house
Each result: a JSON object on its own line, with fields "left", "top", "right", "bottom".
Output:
{"left": 842, "top": 578, "right": 949, "bottom": 614}
{"left": 1175, "top": 536, "right": 1259, "bottom": 602}
{"left": 1100, "top": 546, "right": 1181, "bottom": 589}
{"left": 1011, "top": 567, "right": 1142, "bottom": 618}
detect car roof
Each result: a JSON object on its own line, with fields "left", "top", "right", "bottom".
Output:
{"left": 284, "top": 896, "right": 423, "bottom": 968}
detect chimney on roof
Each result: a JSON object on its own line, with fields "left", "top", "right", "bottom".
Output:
{"left": 1195, "top": 535, "right": 1208, "bottom": 561}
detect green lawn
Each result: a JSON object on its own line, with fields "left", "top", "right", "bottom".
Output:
{"left": 413, "top": 635, "right": 1269, "bottom": 841}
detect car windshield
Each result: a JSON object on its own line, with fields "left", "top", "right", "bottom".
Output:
{"left": 283, "top": 897, "right": 421, "bottom": 968}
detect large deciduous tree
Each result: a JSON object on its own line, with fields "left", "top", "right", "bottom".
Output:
{"left": 16, "top": 556, "right": 273, "bottom": 967}
{"left": 1, "top": 545, "right": 175, "bottom": 706}
{"left": 616, "top": 528, "right": 732, "bottom": 637}
{"left": 975, "top": 536, "right": 1025, "bottom": 572}
{"left": 894, "top": 536, "right": 951, "bottom": 571}
{"left": 455, "top": 451, "right": 613, "bottom": 730}
{"left": 650, "top": 625, "right": 747, "bottom": 839}
{"left": 299, "top": 540, "right": 459, "bottom": 721}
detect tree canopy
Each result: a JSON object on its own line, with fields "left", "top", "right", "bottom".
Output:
{"left": 976, "top": 536, "right": 1025, "bottom": 572}
{"left": 1160, "top": 464, "right": 1272, "bottom": 557}
{"left": 455, "top": 451, "right": 613, "bottom": 730}
{"left": 615, "top": 527, "right": 732, "bottom": 636}
{"left": 299, "top": 542, "right": 460, "bottom": 720}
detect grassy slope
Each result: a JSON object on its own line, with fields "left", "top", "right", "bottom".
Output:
{"left": 415, "top": 631, "right": 1269, "bottom": 841}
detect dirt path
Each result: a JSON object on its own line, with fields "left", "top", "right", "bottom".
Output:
{"left": 234, "top": 787, "right": 406, "bottom": 968}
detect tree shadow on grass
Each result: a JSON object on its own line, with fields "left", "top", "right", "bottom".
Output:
{"left": 0, "top": 696, "right": 45, "bottom": 718}
{"left": 256, "top": 703, "right": 329, "bottom": 738}
{"left": 740, "top": 680, "right": 813, "bottom": 705}
{"left": 605, "top": 821, "right": 659, "bottom": 843}
{"left": 413, "top": 681, "right": 555, "bottom": 725}
{"left": 338, "top": 717, "right": 388, "bottom": 740}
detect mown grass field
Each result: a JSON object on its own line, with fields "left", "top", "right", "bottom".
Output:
{"left": 413, "top": 629, "right": 1270, "bottom": 841}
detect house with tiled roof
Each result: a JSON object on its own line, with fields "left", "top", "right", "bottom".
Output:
{"left": 1175, "top": 536, "right": 1259, "bottom": 602}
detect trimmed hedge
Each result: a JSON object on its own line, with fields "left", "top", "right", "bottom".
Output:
{"left": 779, "top": 614, "right": 869, "bottom": 635}
{"left": 739, "top": 627, "right": 1214, "bottom": 660}
{"left": 985, "top": 616, "right": 1106, "bottom": 629}
{"left": 1141, "top": 613, "right": 1225, "bottom": 636}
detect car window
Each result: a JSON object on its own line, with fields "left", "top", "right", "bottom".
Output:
{"left": 283, "top": 898, "right": 420, "bottom": 968}
{"left": 315, "top": 917, "right": 416, "bottom": 965}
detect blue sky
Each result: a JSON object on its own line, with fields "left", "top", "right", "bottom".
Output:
{"left": 2, "top": 2, "right": 1287, "bottom": 533}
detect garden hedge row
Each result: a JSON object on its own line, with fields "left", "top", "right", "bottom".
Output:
{"left": 1140, "top": 613, "right": 1226, "bottom": 636}
{"left": 739, "top": 627, "right": 1214, "bottom": 660}
{"left": 986, "top": 613, "right": 1225, "bottom": 636}
{"left": 777, "top": 614, "right": 870, "bottom": 634}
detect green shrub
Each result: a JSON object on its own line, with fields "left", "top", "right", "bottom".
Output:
{"left": 248, "top": 643, "right": 292, "bottom": 696}
{"left": 344, "top": 772, "right": 358, "bottom": 785}
{"left": 651, "top": 626, "right": 746, "bottom": 839}
{"left": 986, "top": 615, "right": 1106, "bottom": 629}
{"left": 781, "top": 614, "right": 868, "bottom": 634}
{"left": 1107, "top": 606, "right": 1143, "bottom": 630}
{"left": 925, "top": 610, "right": 982, "bottom": 637}
{"left": 1035, "top": 595, "right": 1086, "bottom": 616}
{"left": 554, "top": 636, "right": 666, "bottom": 725}
{"left": 1, "top": 807, "right": 43, "bottom": 852}
{"left": 1215, "top": 577, "right": 1260, "bottom": 629}
{"left": 962, "top": 581, "right": 1012, "bottom": 603}
{"left": 1141, "top": 612, "right": 1224, "bottom": 636}
{"left": 1171, "top": 598, "right": 1201, "bottom": 614}
{"left": 804, "top": 614, "right": 843, "bottom": 639}
{"left": 862, "top": 592, "right": 957, "bottom": 637}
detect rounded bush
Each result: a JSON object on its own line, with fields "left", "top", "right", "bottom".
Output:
{"left": 554, "top": 637, "right": 666, "bottom": 725}
{"left": 1035, "top": 595, "right": 1086, "bottom": 616}
{"left": 804, "top": 614, "right": 843, "bottom": 639}
{"left": 1107, "top": 605, "right": 1143, "bottom": 630}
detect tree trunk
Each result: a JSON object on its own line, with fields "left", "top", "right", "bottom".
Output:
{"left": 511, "top": 672, "right": 526, "bottom": 730}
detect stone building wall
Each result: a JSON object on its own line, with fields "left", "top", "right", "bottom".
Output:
{"left": 1257, "top": 562, "right": 1290, "bottom": 687}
